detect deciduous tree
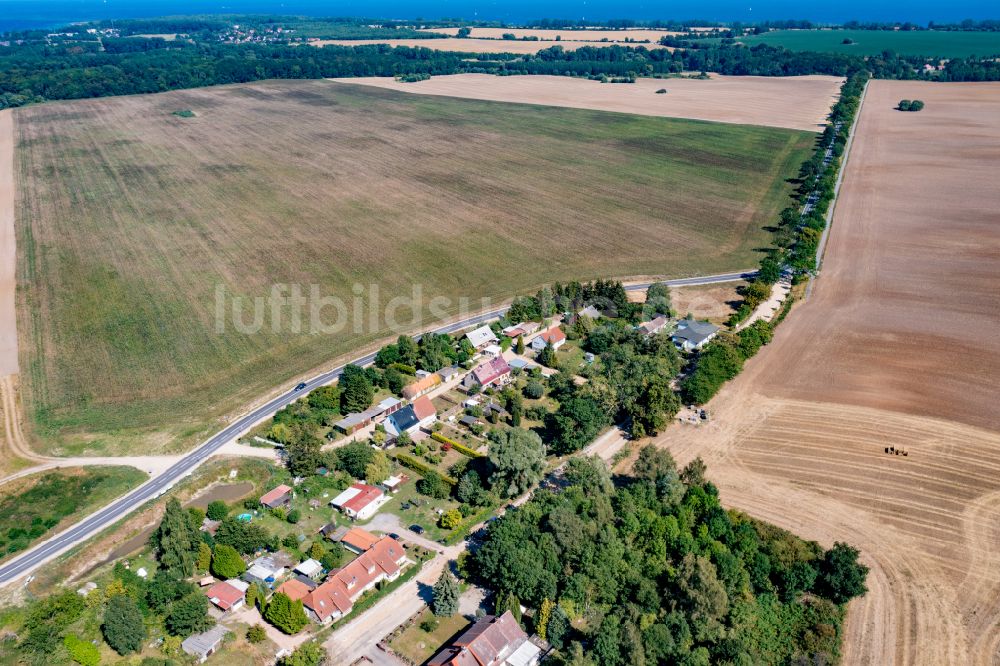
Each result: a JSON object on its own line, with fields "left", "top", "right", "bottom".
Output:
{"left": 487, "top": 428, "right": 546, "bottom": 498}
{"left": 103, "top": 594, "right": 145, "bottom": 655}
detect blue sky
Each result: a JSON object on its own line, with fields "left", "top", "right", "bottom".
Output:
{"left": 1, "top": 0, "right": 996, "bottom": 31}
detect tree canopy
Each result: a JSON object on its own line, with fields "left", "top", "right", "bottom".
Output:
{"left": 488, "top": 427, "right": 547, "bottom": 498}
{"left": 474, "top": 446, "right": 866, "bottom": 664}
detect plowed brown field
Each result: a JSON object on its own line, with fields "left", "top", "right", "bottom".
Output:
{"left": 649, "top": 81, "right": 1000, "bottom": 664}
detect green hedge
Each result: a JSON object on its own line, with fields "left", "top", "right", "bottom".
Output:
{"left": 393, "top": 452, "right": 457, "bottom": 486}
{"left": 431, "top": 432, "right": 485, "bottom": 458}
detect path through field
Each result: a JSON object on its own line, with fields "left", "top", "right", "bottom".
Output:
{"left": 648, "top": 81, "right": 1000, "bottom": 664}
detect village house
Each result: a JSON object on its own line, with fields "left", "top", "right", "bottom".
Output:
{"left": 330, "top": 482, "right": 389, "bottom": 521}
{"left": 259, "top": 484, "right": 293, "bottom": 510}
{"left": 294, "top": 558, "right": 324, "bottom": 580}
{"left": 402, "top": 373, "right": 442, "bottom": 400}
{"left": 427, "top": 611, "right": 543, "bottom": 666}
{"left": 341, "top": 526, "right": 381, "bottom": 554}
{"left": 243, "top": 554, "right": 288, "bottom": 586}
{"left": 385, "top": 395, "right": 437, "bottom": 437}
{"left": 182, "top": 625, "right": 229, "bottom": 663}
{"left": 275, "top": 577, "right": 313, "bottom": 602}
{"left": 639, "top": 315, "right": 669, "bottom": 336}
{"left": 530, "top": 326, "right": 566, "bottom": 351}
{"left": 502, "top": 321, "right": 540, "bottom": 338}
{"left": 577, "top": 304, "right": 603, "bottom": 320}
{"left": 334, "top": 396, "right": 403, "bottom": 435}
{"left": 436, "top": 366, "right": 461, "bottom": 383}
{"left": 464, "top": 356, "right": 513, "bottom": 390}
{"left": 672, "top": 319, "right": 721, "bottom": 352}
{"left": 302, "top": 535, "right": 409, "bottom": 624}
{"left": 465, "top": 324, "right": 499, "bottom": 351}
{"left": 205, "top": 579, "right": 249, "bottom": 613}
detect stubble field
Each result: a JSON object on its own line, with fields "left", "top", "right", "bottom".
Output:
{"left": 650, "top": 81, "right": 1000, "bottom": 664}
{"left": 333, "top": 74, "right": 843, "bottom": 132}
{"left": 14, "top": 79, "right": 813, "bottom": 455}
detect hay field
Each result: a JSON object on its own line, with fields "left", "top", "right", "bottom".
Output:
{"left": 418, "top": 27, "right": 680, "bottom": 42}
{"left": 308, "top": 37, "right": 666, "bottom": 53}
{"left": 649, "top": 81, "right": 1000, "bottom": 664}
{"left": 14, "top": 79, "right": 813, "bottom": 455}
{"left": 333, "top": 74, "right": 842, "bottom": 132}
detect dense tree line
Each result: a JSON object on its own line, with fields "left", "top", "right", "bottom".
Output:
{"left": 473, "top": 450, "right": 868, "bottom": 665}
{"left": 3, "top": 16, "right": 999, "bottom": 111}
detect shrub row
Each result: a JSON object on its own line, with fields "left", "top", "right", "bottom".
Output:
{"left": 392, "top": 452, "right": 457, "bottom": 486}
{"left": 431, "top": 432, "right": 485, "bottom": 458}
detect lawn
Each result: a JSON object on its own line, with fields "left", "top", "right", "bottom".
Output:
{"left": 376, "top": 479, "right": 464, "bottom": 542}
{"left": 0, "top": 467, "right": 147, "bottom": 561}
{"left": 733, "top": 29, "right": 1000, "bottom": 58}
{"left": 14, "top": 79, "right": 814, "bottom": 455}
{"left": 390, "top": 607, "right": 472, "bottom": 664}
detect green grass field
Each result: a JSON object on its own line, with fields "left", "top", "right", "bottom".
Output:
{"left": 14, "top": 79, "right": 813, "bottom": 455}
{"left": 734, "top": 29, "right": 1000, "bottom": 58}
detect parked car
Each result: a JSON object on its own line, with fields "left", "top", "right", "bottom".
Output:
{"left": 409, "top": 524, "right": 425, "bottom": 535}
{"left": 388, "top": 532, "right": 401, "bottom": 540}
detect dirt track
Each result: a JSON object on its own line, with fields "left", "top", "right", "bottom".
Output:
{"left": 332, "top": 74, "right": 842, "bottom": 132}
{"left": 650, "top": 81, "right": 1000, "bottom": 664}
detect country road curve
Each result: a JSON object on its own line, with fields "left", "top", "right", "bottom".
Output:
{"left": 0, "top": 269, "right": 753, "bottom": 585}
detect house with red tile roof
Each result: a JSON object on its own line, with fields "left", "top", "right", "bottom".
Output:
{"left": 205, "top": 579, "right": 249, "bottom": 612}
{"left": 259, "top": 484, "right": 293, "bottom": 509}
{"left": 341, "top": 526, "right": 380, "bottom": 554}
{"left": 530, "top": 326, "right": 566, "bottom": 351}
{"left": 402, "top": 373, "right": 441, "bottom": 400}
{"left": 427, "top": 611, "right": 542, "bottom": 666}
{"left": 463, "top": 356, "right": 512, "bottom": 390}
{"left": 329, "top": 482, "right": 388, "bottom": 521}
{"left": 302, "top": 536, "right": 409, "bottom": 624}
{"left": 275, "top": 577, "right": 313, "bottom": 602}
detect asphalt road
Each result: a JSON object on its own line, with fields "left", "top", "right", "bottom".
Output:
{"left": 0, "top": 269, "right": 753, "bottom": 585}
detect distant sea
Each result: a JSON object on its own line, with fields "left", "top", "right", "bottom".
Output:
{"left": 1, "top": 0, "right": 997, "bottom": 34}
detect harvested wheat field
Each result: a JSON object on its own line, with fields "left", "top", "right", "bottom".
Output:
{"left": 418, "top": 27, "right": 681, "bottom": 42}
{"left": 649, "top": 81, "right": 1000, "bottom": 664}
{"left": 14, "top": 79, "right": 812, "bottom": 455}
{"left": 333, "top": 74, "right": 842, "bottom": 132}
{"left": 309, "top": 37, "right": 647, "bottom": 53}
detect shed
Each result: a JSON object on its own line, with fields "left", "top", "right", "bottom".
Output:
{"left": 181, "top": 625, "right": 229, "bottom": 663}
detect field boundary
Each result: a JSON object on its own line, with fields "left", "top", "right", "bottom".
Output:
{"left": 814, "top": 79, "right": 869, "bottom": 274}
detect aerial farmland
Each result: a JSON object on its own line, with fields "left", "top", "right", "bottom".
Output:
{"left": 12, "top": 78, "right": 814, "bottom": 455}
{"left": 648, "top": 80, "right": 1000, "bottom": 665}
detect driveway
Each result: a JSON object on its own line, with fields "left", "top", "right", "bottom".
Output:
{"left": 364, "top": 513, "right": 444, "bottom": 552}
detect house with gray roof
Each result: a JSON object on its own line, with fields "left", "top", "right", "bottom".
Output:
{"left": 671, "top": 319, "right": 720, "bottom": 352}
